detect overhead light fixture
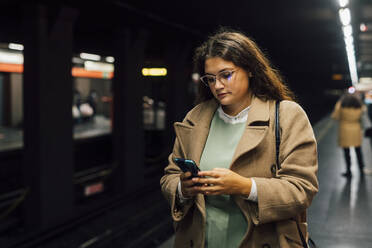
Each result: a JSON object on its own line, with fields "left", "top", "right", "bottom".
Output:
{"left": 342, "top": 25, "right": 353, "bottom": 37}
{"left": 339, "top": 8, "right": 351, "bottom": 26}
{"left": 0, "top": 50, "right": 24, "bottom": 64}
{"left": 72, "top": 57, "right": 84, "bottom": 64}
{"left": 84, "top": 61, "right": 114, "bottom": 72}
{"left": 348, "top": 86, "right": 355, "bottom": 94}
{"left": 360, "top": 23, "right": 367, "bottom": 32}
{"left": 191, "top": 72, "right": 200, "bottom": 83}
{"left": 339, "top": 0, "right": 349, "bottom": 8}
{"left": 360, "top": 77, "right": 372, "bottom": 83}
{"left": 79, "top": 52, "right": 101, "bottom": 61}
{"left": 344, "top": 36, "right": 354, "bottom": 48}
{"left": 8, "top": 43, "right": 24, "bottom": 51}
{"left": 338, "top": 5, "right": 358, "bottom": 85}
{"left": 142, "top": 68, "right": 167, "bottom": 76}
{"left": 346, "top": 50, "right": 358, "bottom": 84}
{"left": 105, "top": 56, "right": 115, "bottom": 63}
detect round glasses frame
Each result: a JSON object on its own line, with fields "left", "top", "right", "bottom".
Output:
{"left": 200, "top": 69, "right": 237, "bottom": 87}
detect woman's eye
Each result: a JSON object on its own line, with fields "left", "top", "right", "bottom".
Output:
{"left": 221, "top": 72, "right": 232, "bottom": 79}
{"left": 207, "top": 77, "right": 215, "bottom": 83}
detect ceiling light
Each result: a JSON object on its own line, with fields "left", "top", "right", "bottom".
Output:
{"left": 339, "top": 0, "right": 349, "bottom": 8}
{"left": 0, "top": 50, "right": 24, "bottom": 64}
{"left": 342, "top": 25, "right": 353, "bottom": 37}
{"left": 339, "top": 8, "right": 351, "bottom": 26}
{"left": 8, "top": 43, "right": 24, "bottom": 51}
{"left": 72, "top": 57, "right": 84, "bottom": 64}
{"left": 344, "top": 36, "right": 354, "bottom": 48}
{"left": 79, "top": 52, "right": 101, "bottom": 61}
{"left": 142, "top": 68, "right": 167, "bottom": 76}
{"left": 346, "top": 52, "right": 358, "bottom": 85}
{"left": 360, "top": 23, "right": 367, "bottom": 32}
{"left": 348, "top": 86, "right": 355, "bottom": 94}
{"left": 84, "top": 61, "right": 114, "bottom": 72}
{"left": 105, "top": 56, "right": 115, "bottom": 63}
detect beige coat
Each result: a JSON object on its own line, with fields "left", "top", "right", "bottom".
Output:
{"left": 160, "top": 96, "right": 318, "bottom": 248}
{"left": 331, "top": 101, "right": 364, "bottom": 148}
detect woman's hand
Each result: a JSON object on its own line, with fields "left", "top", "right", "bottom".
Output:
{"left": 180, "top": 171, "right": 200, "bottom": 198}
{"left": 192, "top": 168, "right": 252, "bottom": 196}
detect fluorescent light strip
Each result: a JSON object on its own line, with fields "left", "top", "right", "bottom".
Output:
{"left": 8, "top": 43, "right": 24, "bottom": 51}
{"left": 342, "top": 25, "right": 352, "bottom": 37}
{"left": 0, "top": 50, "right": 24, "bottom": 64}
{"left": 339, "top": 0, "right": 349, "bottom": 8}
{"left": 79, "top": 52, "right": 101, "bottom": 61}
{"left": 338, "top": 5, "right": 358, "bottom": 85}
{"left": 339, "top": 8, "right": 351, "bottom": 26}
{"left": 142, "top": 68, "right": 167, "bottom": 76}
{"left": 346, "top": 47, "right": 358, "bottom": 85}
{"left": 84, "top": 61, "right": 114, "bottom": 72}
{"left": 105, "top": 56, "right": 115, "bottom": 63}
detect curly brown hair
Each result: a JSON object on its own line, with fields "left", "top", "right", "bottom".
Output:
{"left": 193, "top": 28, "right": 295, "bottom": 104}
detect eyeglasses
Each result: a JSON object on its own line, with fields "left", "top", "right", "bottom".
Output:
{"left": 200, "top": 69, "right": 237, "bottom": 87}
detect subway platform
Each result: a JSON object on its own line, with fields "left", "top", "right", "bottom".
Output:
{"left": 2, "top": 112, "right": 372, "bottom": 248}
{"left": 158, "top": 113, "right": 372, "bottom": 248}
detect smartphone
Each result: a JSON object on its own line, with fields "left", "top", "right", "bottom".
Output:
{"left": 173, "top": 158, "right": 200, "bottom": 178}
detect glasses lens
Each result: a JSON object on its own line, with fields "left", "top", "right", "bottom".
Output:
{"left": 200, "top": 75, "right": 215, "bottom": 86}
{"left": 218, "top": 71, "right": 233, "bottom": 84}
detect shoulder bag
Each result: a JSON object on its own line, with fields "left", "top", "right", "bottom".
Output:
{"left": 275, "top": 101, "right": 317, "bottom": 248}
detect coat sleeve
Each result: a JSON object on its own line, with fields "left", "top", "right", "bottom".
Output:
{"left": 160, "top": 135, "right": 194, "bottom": 222}
{"left": 249, "top": 101, "right": 319, "bottom": 225}
{"left": 331, "top": 101, "right": 341, "bottom": 120}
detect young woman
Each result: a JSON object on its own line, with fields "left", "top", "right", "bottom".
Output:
{"left": 331, "top": 92, "right": 365, "bottom": 177}
{"left": 160, "top": 29, "right": 318, "bottom": 248}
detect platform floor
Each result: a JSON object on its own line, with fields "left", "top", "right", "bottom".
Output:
{"left": 158, "top": 113, "right": 372, "bottom": 247}
{"left": 0, "top": 115, "right": 111, "bottom": 152}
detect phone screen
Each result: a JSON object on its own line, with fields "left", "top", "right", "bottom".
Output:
{"left": 173, "top": 158, "right": 200, "bottom": 177}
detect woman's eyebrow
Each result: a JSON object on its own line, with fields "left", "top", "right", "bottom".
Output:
{"left": 204, "top": 67, "right": 234, "bottom": 75}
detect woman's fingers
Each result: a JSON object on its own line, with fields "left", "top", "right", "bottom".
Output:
{"left": 196, "top": 184, "right": 221, "bottom": 195}
{"left": 198, "top": 170, "right": 221, "bottom": 178}
{"left": 192, "top": 176, "right": 218, "bottom": 185}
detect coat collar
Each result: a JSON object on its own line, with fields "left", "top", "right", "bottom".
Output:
{"left": 184, "top": 96, "right": 270, "bottom": 127}
{"left": 173, "top": 96, "right": 271, "bottom": 167}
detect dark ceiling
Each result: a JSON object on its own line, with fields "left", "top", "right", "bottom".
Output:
{"left": 1, "top": 0, "right": 371, "bottom": 93}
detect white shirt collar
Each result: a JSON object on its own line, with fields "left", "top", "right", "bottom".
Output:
{"left": 217, "top": 105, "right": 250, "bottom": 124}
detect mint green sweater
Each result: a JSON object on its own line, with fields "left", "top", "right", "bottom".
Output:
{"left": 200, "top": 110, "right": 248, "bottom": 248}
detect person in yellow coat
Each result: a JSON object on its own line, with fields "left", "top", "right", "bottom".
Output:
{"left": 331, "top": 92, "right": 365, "bottom": 177}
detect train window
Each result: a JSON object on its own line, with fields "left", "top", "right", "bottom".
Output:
{"left": 72, "top": 54, "right": 113, "bottom": 140}
{"left": 0, "top": 45, "right": 24, "bottom": 153}
{"left": 72, "top": 54, "right": 114, "bottom": 196}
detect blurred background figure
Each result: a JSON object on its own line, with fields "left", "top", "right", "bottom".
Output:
{"left": 73, "top": 88, "right": 82, "bottom": 124}
{"left": 87, "top": 89, "right": 98, "bottom": 117}
{"left": 331, "top": 90, "right": 365, "bottom": 178}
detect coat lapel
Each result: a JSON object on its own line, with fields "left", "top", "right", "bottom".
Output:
{"left": 231, "top": 97, "right": 271, "bottom": 167}
{"left": 174, "top": 97, "right": 271, "bottom": 168}
{"left": 173, "top": 99, "right": 218, "bottom": 166}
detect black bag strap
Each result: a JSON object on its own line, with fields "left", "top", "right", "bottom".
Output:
{"left": 275, "top": 100, "right": 308, "bottom": 248}
{"left": 275, "top": 101, "right": 281, "bottom": 169}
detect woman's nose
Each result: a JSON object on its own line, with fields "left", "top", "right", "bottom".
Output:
{"left": 214, "top": 78, "right": 224, "bottom": 89}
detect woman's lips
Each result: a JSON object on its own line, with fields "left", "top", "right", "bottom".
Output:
{"left": 217, "top": 93, "right": 228, "bottom": 98}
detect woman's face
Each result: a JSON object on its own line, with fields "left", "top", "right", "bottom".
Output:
{"left": 204, "top": 57, "right": 252, "bottom": 114}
